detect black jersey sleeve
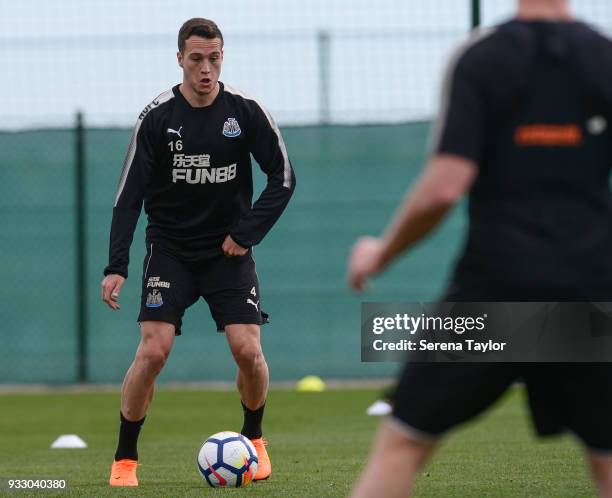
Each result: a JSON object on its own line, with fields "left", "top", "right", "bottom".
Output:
{"left": 431, "top": 37, "right": 489, "bottom": 164}
{"left": 103, "top": 108, "right": 158, "bottom": 278}
{"left": 230, "top": 100, "right": 296, "bottom": 248}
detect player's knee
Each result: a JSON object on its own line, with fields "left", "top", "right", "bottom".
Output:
{"left": 136, "top": 347, "right": 169, "bottom": 374}
{"left": 232, "top": 343, "right": 263, "bottom": 371}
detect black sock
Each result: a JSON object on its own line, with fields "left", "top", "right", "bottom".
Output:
{"left": 240, "top": 401, "right": 265, "bottom": 439}
{"left": 114, "top": 412, "right": 145, "bottom": 461}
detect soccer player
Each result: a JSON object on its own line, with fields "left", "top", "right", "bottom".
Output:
{"left": 348, "top": 0, "right": 612, "bottom": 496}
{"left": 101, "top": 18, "right": 295, "bottom": 486}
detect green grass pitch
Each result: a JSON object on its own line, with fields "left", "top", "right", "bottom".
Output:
{"left": 0, "top": 387, "right": 595, "bottom": 497}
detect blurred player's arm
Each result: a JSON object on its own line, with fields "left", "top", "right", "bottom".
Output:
{"left": 226, "top": 100, "right": 296, "bottom": 253}
{"left": 349, "top": 155, "right": 476, "bottom": 291}
{"left": 380, "top": 154, "right": 475, "bottom": 263}
{"left": 349, "top": 45, "right": 484, "bottom": 291}
{"left": 102, "top": 112, "right": 157, "bottom": 308}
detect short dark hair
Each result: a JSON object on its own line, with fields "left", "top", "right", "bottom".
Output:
{"left": 178, "top": 18, "right": 223, "bottom": 52}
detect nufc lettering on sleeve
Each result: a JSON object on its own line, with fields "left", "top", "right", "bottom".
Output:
{"left": 138, "top": 99, "right": 160, "bottom": 120}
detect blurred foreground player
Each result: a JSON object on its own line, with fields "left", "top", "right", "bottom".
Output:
{"left": 348, "top": 0, "right": 612, "bottom": 496}
{"left": 101, "top": 18, "right": 295, "bottom": 486}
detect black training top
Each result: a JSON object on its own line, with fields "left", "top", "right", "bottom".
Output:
{"left": 433, "top": 19, "right": 612, "bottom": 297}
{"left": 104, "top": 83, "right": 296, "bottom": 278}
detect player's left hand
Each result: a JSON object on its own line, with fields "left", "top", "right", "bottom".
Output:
{"left": 222, "top": 235, "right": 248, "bottom": 257}
{"left": 348, "top": 236, "right": 387, "bottom": 292}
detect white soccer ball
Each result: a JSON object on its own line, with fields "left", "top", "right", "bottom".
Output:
{"left": 197, "top": 431, "right": 258, "bottom": 488}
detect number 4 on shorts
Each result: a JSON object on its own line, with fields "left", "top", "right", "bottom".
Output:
{"left": 250, "top": 287, "right": 257, "bottom": 297}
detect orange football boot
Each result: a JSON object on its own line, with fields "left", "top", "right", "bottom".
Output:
{"left": 250, "top": 438, "right": 271, "bottom": 481}
{"left": 109, "top": 459, "right": 138, "bottom": 487}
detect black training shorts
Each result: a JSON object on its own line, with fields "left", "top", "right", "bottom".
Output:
{"left": 391, "top": 284, "right": 612, "bottom": 452}
{"left": 391, "top": 363, "right": 612, "bottom": 452}
{"left": 137, "top": 243, "right": 268, "bottom": 334}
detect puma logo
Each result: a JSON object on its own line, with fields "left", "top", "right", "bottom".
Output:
{"left": 167, "top": 125, "right": 183, "bottom": 138}
{"left": 246, "top": 298, "right": 259, "bottom": 311}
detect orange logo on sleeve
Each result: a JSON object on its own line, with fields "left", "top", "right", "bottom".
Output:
{"left": 514, "top": 124, "right": 582, "bottom": 147}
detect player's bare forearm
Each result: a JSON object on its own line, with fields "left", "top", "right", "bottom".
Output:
{"left": 348, "top": 195, "right": 451, "bottom": 292}
{"left": 349, "top": 155, "right": 476, "bottom": 291}
{"left": 379, "top": 195, "right": 450, "bottom": 267}
{"left": 380, "top": 155, "right": 477, "bottom": 266}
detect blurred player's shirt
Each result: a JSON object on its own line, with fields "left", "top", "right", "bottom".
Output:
{"left": 105, "top": 83, "right": 295, "bottom": 278}
{"left": 433, "top": 20, "right": 612, "bottom": 299}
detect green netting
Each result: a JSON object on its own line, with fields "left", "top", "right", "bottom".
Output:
{"left": 0, "top": 123, "right": 466, "bottom": 383}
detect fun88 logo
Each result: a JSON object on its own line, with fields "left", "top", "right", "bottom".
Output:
{"left": 222, "top": 118, "right": 241, "bottom": 137}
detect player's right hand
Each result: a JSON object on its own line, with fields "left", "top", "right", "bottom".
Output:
{"left": 101, "top": 274, "right": 126, "bottom": 310}
{"left": 348, "top": 236, "right": 387, "bottom": 292}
